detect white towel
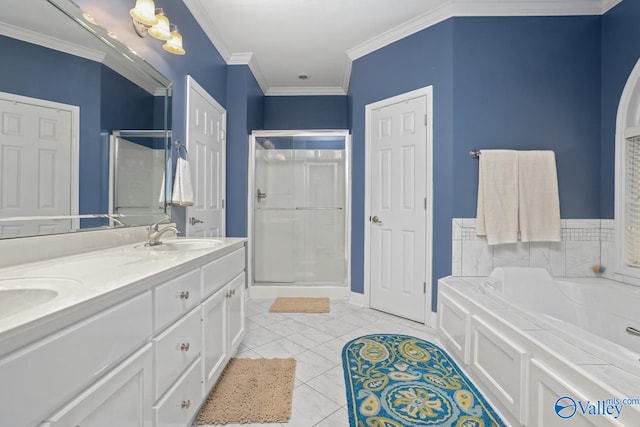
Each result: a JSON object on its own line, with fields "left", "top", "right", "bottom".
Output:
{"left": 518, "top": 151, "right": 561, "bottom": 242}
{"left": 158, "top": 158, "right": 173, "bottom": 207}
{"left": 476, "top": 150, "right": 519, "bottom": 245}
{"left": 171, "top": 157, "right": 194, "bottom": 206}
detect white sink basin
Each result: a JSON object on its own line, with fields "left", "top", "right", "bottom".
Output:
{"left": 135, "top": 239, "right": 225, "bottom": 252}
{"left": 0, "top": 289, "right": 58, "bottom": 320}
{"left": 0, "top": 278, "right": 82, "bottom": 320}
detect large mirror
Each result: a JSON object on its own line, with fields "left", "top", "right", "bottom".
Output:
{"left": 0, "top": 0, "right": 172, "bottom": 238}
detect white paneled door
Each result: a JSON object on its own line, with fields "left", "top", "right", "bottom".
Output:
{"left": 186, "top": 76, "right": 226, "bottom": 237}
{"left": 368, "top": 89, "right": 431, "bottom": 323}
{"left": 0, "top": 92, "right": 78, "bottom": 237}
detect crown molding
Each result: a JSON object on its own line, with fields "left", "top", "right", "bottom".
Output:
{"left": 452, "top": 0, "right": 619, "bottom": 16}
{"left": 601, "top": 0, "right": 623, "bottom": 14}
{"left": 186, "top": 0, "right": 622, "bottom": 95}
{"left": 342, "top": 54, "right": 353, "bottom": 94}
{"left": 0, "top": 21, "right": 105, "bottom": 63}
{"left": 228, "top": 52, "right": 269, "bottom": 95}
{"left": 347, "top": 1, "right": 453, "bottom": 61}
{"left": 182, "top": 0, "right": 232, "bottom": 62}
{"left": 265, "top": 86, "right": 347, "bottom": 96}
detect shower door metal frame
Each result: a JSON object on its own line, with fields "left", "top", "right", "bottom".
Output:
{"left": 247, "top": 130, "right": 352, "bottom": 299}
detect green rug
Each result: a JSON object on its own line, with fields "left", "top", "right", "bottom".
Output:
{"left": 342, "top": 334, "right": 506, "bottom": 427}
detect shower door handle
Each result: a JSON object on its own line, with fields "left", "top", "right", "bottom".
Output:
{"left": 257, "top": 189, "right": 267, "bottom": 200}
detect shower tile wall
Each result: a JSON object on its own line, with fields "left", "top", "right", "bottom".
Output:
{"left": 452, "top": 219, "right": 611, "bottom": 277}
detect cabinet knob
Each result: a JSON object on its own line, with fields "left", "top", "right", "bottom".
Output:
{"left": 180, "top": 290, "right": 190, "bottom": 300}
{"left": 181, "top": 399, "right": 191, "bottom": 409}
{"left": 180, "top": 342, "right": 190, "bottom": 352}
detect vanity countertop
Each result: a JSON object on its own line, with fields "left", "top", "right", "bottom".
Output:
{"left": 0, "top": 237, "right": 246, "bottom": 357}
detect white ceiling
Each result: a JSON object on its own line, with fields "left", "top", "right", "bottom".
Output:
{"left": 184, "top": 0, "right": 621, "bottom": 96}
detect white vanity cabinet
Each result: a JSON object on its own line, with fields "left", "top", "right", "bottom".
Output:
{"left": 0, "top": 291, "right": 153, "bottom": 427}
{"left": 40, "top": 343, "right": 154, "bottom": 427}
{"left": 0, "top": 239, "right": 247, "bottom": 427}
{"left": 202, "top": 271, "right": 246, "bottom": 393}
{"left": 201, "top": 247, "right": 246, "bottom": 395}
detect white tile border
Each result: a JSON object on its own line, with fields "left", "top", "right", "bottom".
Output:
{"left": 452, "top": 218, "right": 608, "bottom": 278}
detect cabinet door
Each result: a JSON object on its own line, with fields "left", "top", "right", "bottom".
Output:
{"left": 202, "top": 285, "right": 227, "bottom": 394}
{"left": 154, "top": 307, "right": 202, "bottom": 400}
{"left": 40, "top": 344, "right": 153, "bottom": 427}
{"left": 227, "top": 273, "right": 246, "bottom": 355}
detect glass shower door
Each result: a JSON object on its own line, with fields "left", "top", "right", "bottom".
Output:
{"left": 253, "top": 134, "right": 347, "bottom": 286}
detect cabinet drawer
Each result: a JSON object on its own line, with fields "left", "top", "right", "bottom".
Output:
{"left": 154, "top": 307, "right": 202, "bottom": 399}
{"left": 0, "top": 291, "right": 152, "bottom": 427}
{"left": 154, "top": 357, "right": 202, "bottom": 427}
{"left": 155, "top": 269, "right": 201, "bottom": 332}
{"left": 41, "top": 343, "right": 153, "bottom": 427}
{"left": 202, "top": 247, "right": 245, "bottom": 298}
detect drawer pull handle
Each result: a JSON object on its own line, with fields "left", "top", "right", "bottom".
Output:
{"left": 180, "top": 291, "right": 190, "bottom": 300}
{"left": 180, "top": 342, "right": 190, "bottom": 352}
{"left": 181, "top": 399, "right": 191, "bottom": 409}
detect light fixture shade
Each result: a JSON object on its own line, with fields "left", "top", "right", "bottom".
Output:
{"left": 163, "top": 26, "right": 185, "bottom": 55}
{"left": 149, "top": 9, "right": 171, "bottom": 40}
{"left": 130, "top": 0, "right": 158, "bottom": 27}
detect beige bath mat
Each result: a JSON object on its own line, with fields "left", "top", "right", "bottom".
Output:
{"left": 196, "top": 358, "right": 296, "bottom": 425}
{"left": 269, "top": 297, "right": 330, "bottom": 313}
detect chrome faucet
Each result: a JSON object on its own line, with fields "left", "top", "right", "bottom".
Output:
{"left": 147, "top": 217, "right": 179, "bottom": 246}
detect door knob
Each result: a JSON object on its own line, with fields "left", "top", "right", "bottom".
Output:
{"left": 257, "top": 188, "right": 267, "bottom": 200}
{"left": 370, "top": 215, "right": 383, "bottom": 224}
{"left": 189, "top": 217, "right": 203, "bottom": 225}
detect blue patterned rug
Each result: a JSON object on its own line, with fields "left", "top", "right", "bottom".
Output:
{"left": 342, "top": 334, "right": 506, "bottom": 427}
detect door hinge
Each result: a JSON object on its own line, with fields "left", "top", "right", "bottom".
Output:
{"left": 423, "top": 282, "right": 427, "bottom": 294}
{"left": 424, "top": 197, "right": 427, "bottom": 210}
{"left": 222, "top": 199, "right": 225, "bottom": 209}
{"left": 424, "top": 114, "right": 428, "bottom": 126}
{"left": 220, "top": 129, "right": 226, "bottom": 141}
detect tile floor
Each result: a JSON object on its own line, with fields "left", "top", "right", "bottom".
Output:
{"left": 200, "top": 298, "right": 441, "bottom": 427}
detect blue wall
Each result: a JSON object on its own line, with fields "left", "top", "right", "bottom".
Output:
{"left": 600, "top": 1, "right": 640, "bottom": 218}
{"left": 349, "top": 21, "right": 455, "bottom": 305}
{"left": 453, "top": 17, "right": 601, "bottom": 219}
{"left": 226, "top": 65, "right": 264, "bottom": 237}
{"left": 263, "top": 96, "right": 348, "bottom": 129}
{"left": 348, "top": 16, "right": 603, "bottom": 309}
{"left": 76, "top": 0, "right": 229, "bottom": 232}
{"left": 0, "top": 36, "right": 155, "bottom": 225}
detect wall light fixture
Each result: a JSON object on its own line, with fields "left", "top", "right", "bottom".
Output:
{"left": 130, "top": 0, "right": 185, "bottom": 54}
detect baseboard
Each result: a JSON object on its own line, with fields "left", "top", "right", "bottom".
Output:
{"left": 249, "top": 285, "right": 350, "bottom": 300}
{"left": 349, "top": 291, "right": 365, "bottom": 307}
{"left": 429, "top": 311, "right": 438, "bottom": 329}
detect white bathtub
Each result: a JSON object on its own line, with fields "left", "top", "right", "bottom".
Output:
{"left": 438, "top": 268, "right": 640, "bottom": 426}
{"left": 482, "top": 267, "right": 640, "bottom": 367}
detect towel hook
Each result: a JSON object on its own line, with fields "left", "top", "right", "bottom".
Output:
{"left": 174, "top": 140, "right": 189, "bottom": 159}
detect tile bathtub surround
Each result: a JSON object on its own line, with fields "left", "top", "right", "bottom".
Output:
{"left": 200, "top": 299, "right": 440, "bottom": 427}
{"left": 452, "top": 219, "right": 608, "bottom": 277}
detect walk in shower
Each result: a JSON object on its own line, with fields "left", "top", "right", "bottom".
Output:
{"left": 249, "top": 131, "right": 350, "bottom": 297}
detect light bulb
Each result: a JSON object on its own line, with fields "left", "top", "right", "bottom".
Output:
{"left": 149, "top": 9, "right": 171, "bottom": 41}
{"left": 163, "top": 26, "right": 185, "bottom": 55}
{"left": 130, "top": 0, "right": 158, "bottom": 27}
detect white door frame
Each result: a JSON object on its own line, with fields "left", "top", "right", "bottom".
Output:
{"left": 185, "top": 75, "right": 226, "bottom": 236}
{"left": 247, "top": 130, "right": 352, "bottom": 299}
{"left": 363, "top": 86, "right": 434, "bottom": 326}
{"left": 0, "top": 91, "right": 80, "bottom": 230}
